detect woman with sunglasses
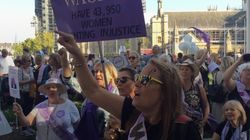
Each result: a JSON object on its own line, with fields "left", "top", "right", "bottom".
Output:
{"left": 56, "top": 31, "right": 201, "bottom": 140}
{"left": 128, "top": 51, "right": 143, "bottom": 74}
{"left": 104, "top": 67, "right": 136, "bottom": 139}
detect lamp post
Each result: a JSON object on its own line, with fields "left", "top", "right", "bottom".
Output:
{"left": 223, "top": 22, "right": 227, "bottom": 57}
{"left": 235, "top": 21, "right": 238, "bottom": 60}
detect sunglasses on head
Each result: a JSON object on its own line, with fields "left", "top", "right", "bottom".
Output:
{"left": 115, "top": 77, "right": 132, "bottom": 84}
{"left": 135, "top": 74, "right": 163, "bottom": 86}
{"left": 129, "top": 56, "right": 137, "bottom": 60}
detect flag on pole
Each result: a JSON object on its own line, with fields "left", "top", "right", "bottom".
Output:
{"left": 190, "top": 27, "right": 210, "bottom": 47}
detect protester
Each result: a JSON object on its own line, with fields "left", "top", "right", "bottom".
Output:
{"left": 178, "top": 59, "right": 210, "bottom": 137}
{"left": 104, "top": 67, "right": 136, "bottom": 139}
{"left": 210, "top": 56, "right": 234, "bottom": 122}
{"left": 0, "top": 49, "right": 15, "bottom": 76}
{"left": 17, "top": 55, "right": 37, "bottom": 136}
{"left": 127, "top": 51, "right": 142, "bottom": 73}
{"left": 74, "top": 58, "right": 118, "bottom": 140}
{"left": 223, "top": 55, "right": 250, "bottom": 130}
{"left": 33, "top": 54, "right": 51, "bottom": 104}
{"left": 13, "top": 78, "right": 80, "bottom": 140}
{"left": 56, "top": 31, "right": 201, "bottom": 140}
{"left": 212, "top": 100, "right": 247, "bottom": 140}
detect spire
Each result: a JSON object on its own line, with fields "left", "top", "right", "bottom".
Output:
{"left": 157, "top": 0, "right": 163, "bottom": 17}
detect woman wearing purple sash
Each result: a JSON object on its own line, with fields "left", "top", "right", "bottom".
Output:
{"left": 13, "top": 78, "right": 80, "bottom": 140}
{"left": 223, "top": 54, "right": 250, "bottom": 132}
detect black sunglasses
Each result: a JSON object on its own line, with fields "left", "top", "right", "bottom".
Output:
{"left": 135, "top": 74, "right": 163, "bottom": 86}
{"left": 128, "top": 56, "right": 137, "bottom": 60}
{"left": 115, "top": 77, "right": 132, "bottom": 84}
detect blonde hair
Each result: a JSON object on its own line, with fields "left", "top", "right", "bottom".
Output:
{"left": 94, "top": 59, "right": 118, "bottom": 85}
{"left": 223, "top": 100, "right": 247, "bottom": 125}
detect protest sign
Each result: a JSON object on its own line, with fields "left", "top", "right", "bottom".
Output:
{"left": 8, "top": 66, "right": 20, "bottom": 99}
{"left": 51, "top": 0, "right": 146, "bottom": 42}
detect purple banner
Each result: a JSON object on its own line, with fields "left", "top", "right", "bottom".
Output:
{"left": 51, "top": 0, "right": 146, "bottom": 42}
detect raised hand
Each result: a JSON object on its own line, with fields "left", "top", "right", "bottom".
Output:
{"left": 13, "top": 102, "right": 23, "bottom": 116}
{"left": 55, "top": 31, "right": 82, "bottom": 59}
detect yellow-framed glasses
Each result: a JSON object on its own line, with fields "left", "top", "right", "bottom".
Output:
{"left": 135, "top": 74, "right": 163, "bottom": 86}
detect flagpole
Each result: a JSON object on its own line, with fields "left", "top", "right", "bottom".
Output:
{"left": 98, "top": 41, "right": 108, "bottom": 90}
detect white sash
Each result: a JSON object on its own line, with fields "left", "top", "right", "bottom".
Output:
{"left": 128, "top": 114, "right": 147, "bottom": 140}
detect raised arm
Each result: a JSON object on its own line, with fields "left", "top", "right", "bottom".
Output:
{"left": 223, "top": 56, "right": 243, "bottom": 91}
{"left": 195, "top": 49, "right": 208, "bottom": 67}
{"left": 55, "top": 31, "right": 124, "bottom": 119}
{"left": 58, "top": 47, "right": 72, "bottom": 78}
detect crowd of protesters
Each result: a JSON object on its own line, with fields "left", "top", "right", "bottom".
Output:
{"left": 0, "top": 30, "right": 250, "bottom": 139}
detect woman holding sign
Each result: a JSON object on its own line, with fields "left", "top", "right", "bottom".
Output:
{"left": 13, "top": 78, "right": 80, "bottom": 140}
{"left": 56, "top": 31, "right": 201, "bottom": 140}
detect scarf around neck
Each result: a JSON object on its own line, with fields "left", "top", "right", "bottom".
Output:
{"left": 128, "top": 114, "right": 148, "bottom": 140}
{"left": 221, "top": 121, "right": 246, "bottom": 140}
{"left": 236, "top": 81, "right": 250, "bottom": 107}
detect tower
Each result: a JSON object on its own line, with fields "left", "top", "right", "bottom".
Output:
{"left": 158, "top": 0, "right": 163, "bottom": 17}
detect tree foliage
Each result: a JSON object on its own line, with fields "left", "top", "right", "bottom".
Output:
{"left": 13, "top": 32, "right": 55, "bottom": 56}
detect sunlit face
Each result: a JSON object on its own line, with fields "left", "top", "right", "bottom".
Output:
{"left": 116, "top": 71, "right": 135, "bottom": 97}
{"left": 22, "top": 59, "right": 32, "bottom": 68}
{"left": 94, "top": 65, "right": 105, "bottom": 88}
{"left": 240, "top": 69, "right": 250, "bottom": 84}
{"left": 179, "top": 65, "right": 193, "bottom": 80}
{"left": 128, "top": 54, "right": 139, "bottom": 67}
{"left": 46, "top": 84, "right": 58, "bottom": 96}
{"left": 224, "top": 105, "right": 241, "bottom": 122}
{"left": 133, "top": 64, "right": 162, "bottom": 113}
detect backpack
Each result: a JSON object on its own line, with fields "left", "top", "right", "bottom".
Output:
{"left": 207, "top": 72, "right": 228, "bottom": 103}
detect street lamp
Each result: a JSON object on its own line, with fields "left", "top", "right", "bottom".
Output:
{"left": 235, "top": 21, "right": 238, "bottom": 60}
{"left": 223, "top": 22, "right": 227, "bottom": 57}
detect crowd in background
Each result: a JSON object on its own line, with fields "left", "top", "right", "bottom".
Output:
{"left": 0, "top": 33, "right": 250, "bottom": 140}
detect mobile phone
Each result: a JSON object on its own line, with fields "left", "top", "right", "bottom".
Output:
{"left": 243, "top": 53, "right": 250, "bottom": 62}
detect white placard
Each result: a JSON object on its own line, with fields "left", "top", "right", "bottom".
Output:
{"left": 8, "top": 66, "right": 20, "bottom": 99}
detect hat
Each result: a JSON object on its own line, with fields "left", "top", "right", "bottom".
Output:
{"left": 177, "top": 59, "right": 199, "bottom": 77}
{"left": 38, "top": 78, "right": 66, "bottom": 94}
{"left": 238, "top": 62, "right": 250, "bottom": 74}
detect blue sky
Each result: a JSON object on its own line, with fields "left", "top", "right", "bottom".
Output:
{"left": 0, "top": 0, "right": 242, "bottom": 43}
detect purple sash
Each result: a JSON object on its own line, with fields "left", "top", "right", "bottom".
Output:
{"left": 39, "top": 103, "right": 77, "bottom": 140}
{"left": 236, "top": 81, "right": 250, "bottom": 107}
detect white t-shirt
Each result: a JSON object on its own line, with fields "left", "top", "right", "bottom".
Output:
{"left": 30, "top": 99, "right": 80, "bottom": 140}
{"left": 0, "top": 56, "right": 14, "bottom": 74}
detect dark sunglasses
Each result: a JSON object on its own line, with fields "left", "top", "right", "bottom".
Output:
{"left": 135, "top": 74, "right": 163, "bottom": 86}
{"left": 128, "top": 56, "right": 137, "bottom": 60}
{"left": 115, "top": 77, "right": 132, "bottom": 84}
